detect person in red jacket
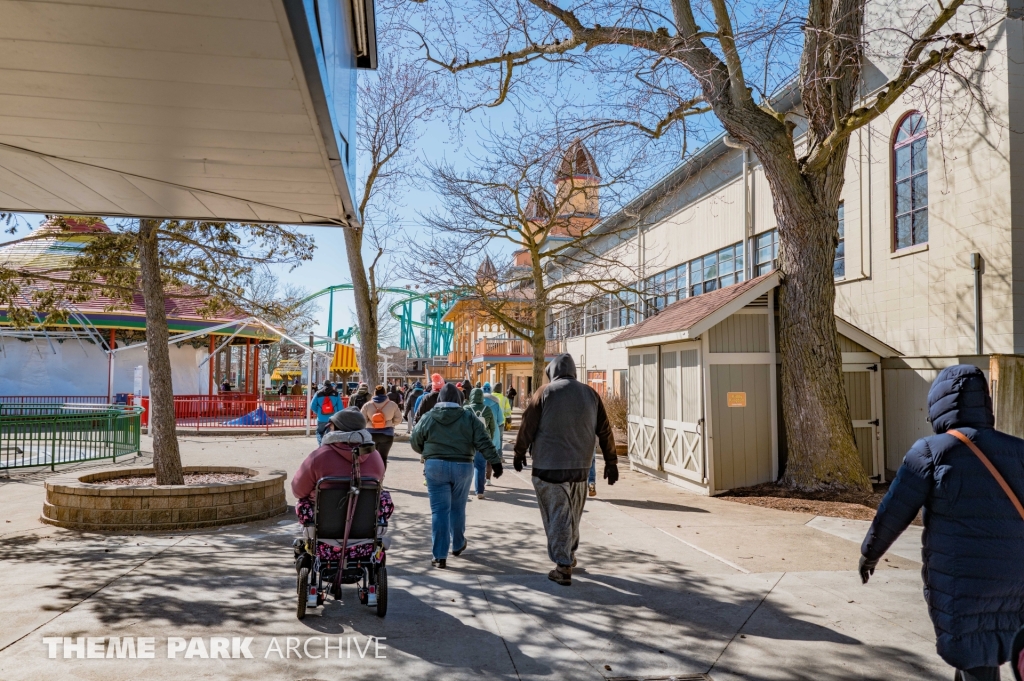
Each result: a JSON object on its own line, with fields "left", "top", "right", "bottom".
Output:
{"left": 292, "top": 408, "right": 386, "bottom": 502}
{"left": 292, "top": 407, "right": 391, "bottom": 564}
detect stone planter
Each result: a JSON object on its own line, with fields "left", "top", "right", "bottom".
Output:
{"left": 41, "top": 466, "right": 287, "bottom": 532}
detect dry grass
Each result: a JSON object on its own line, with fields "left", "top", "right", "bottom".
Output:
{"left": 719, "top": 481, "right": 922, "bottom": 525}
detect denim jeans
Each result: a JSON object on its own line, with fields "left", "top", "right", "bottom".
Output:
{"left": 473, "top": 452, "right": 487, "bottom": 495}
{"left": 316, "top": 421, "right": 330, "bottom": 445}
{"left": 588, "top": 451, "right": 597, "bottom": 485}
{"left": 424, "top": 459, "right": 474, "bottom": 560}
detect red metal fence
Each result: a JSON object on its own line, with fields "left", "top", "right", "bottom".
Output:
{"left": 4, "top": 394, "right": 333, "bottom": 431}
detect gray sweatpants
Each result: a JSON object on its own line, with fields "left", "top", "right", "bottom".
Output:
{"left": 532, "top": 477, "right": 588, "bottom": 567}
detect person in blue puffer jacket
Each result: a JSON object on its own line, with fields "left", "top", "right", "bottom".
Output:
{"left": 860, "top": 364, "right": 1024, "bottom": 681}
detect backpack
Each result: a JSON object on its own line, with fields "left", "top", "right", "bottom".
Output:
{"left": 369, "top": 402, "right": 388, "bottom": 429}
{"left": 320, "top": 395, "right": 335, "bottom": 415}
{"left": 470, "top": 405, "right": 488, "bottom": 430}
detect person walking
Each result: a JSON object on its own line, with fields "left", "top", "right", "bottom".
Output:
{"left": 482, "top": 383, "right": 505, "bottom": 486}
{"left": 387, "top": 384, "right": 404, "bottom": 410}
{"left": 350, "top": 382, "right": 370, "bottom": 409}
{"left": 860, "top": 365, "right": 1024, "bottom": 681}
{"left": 361, "top": 385, "right": 403, "bottom": 467}
{"left": 513, "top": 354, "right": 616, "bottom": 586}
{"left": 460, "top": 379, "right": 472, "bottom": 403}
{"left": 505, "top": 383, "right": 518, "bottom": 409}
{"left": 492, "top": 382, "right": 512, "bottom": 430}
{"left": 415, "top": 373, "right": 452, "bottom": 423}
{"left": 404, "top": 381, "right": 424, "bottom": 433}
{"left": 466, "top": 387, "right": 496, "bottom": 499}
{"left": 411, "top": 383, "right": 502, "bottom": 568}
{"left": 310, "top": 381, "right": 342, "bottom": 445}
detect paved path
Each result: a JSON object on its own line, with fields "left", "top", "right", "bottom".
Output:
{"left": 0, "top": 436, "right": 969, "bottom": 680}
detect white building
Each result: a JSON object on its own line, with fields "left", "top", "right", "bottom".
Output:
{"left": 550, "top": 15, "right": 1022, "bottom": 493}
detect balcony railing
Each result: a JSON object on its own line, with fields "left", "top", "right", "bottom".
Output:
{"left": 473, "top": 338, "right": 562, "bottom": 357}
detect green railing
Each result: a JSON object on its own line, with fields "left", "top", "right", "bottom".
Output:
{"left": 0, "top": 403, "right": 143, "bottom": 470}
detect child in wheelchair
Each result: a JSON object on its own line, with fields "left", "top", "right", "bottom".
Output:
{"left": 290, "top": 407, "right": 394, "bottom": 618}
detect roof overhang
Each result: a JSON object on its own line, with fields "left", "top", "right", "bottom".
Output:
{"left": 835, "top": 316, "right": 901, "bottom": 358}
{"left": 609, "top": 272, "right": 781, "bottom": 349}
{"left": 0, "top": 0, "right": 375, "bottom": 227}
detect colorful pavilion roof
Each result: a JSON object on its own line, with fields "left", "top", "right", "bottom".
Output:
{"left": 0, "top": 218, "right": 265, "bottom": 339}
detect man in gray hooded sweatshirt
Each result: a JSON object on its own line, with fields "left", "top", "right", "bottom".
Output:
{"left": 514, "top": 353, "right": 617, "bottom": 585}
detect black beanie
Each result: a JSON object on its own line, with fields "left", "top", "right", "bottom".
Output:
{"left": 438, "top": 383, "right": 462, "bottom": 404}
{"left": 329, "top": 406, "right": 366, "bottom": 432}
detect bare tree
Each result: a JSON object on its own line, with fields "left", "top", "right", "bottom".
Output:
{"left": 407, "top": 0, "right": 995, "bottom": 490}
{"left": 243, "top": 269, "right": 321, "bottom": 379}
{"left": 349, "top": 54, "right": 440, "bottom": 385}
{"left": 2, "top": 217, "right": 314, "bottom": 484}
{"left": 419, "top": 129, "right": 646, "bottom": 388}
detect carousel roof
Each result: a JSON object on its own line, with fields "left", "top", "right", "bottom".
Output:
{"left": 0, "top": 218, "right": 265, "bottom": 339}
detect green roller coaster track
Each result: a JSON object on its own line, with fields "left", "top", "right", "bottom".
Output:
{"left": 298, "top": 285, "right": 456, "bottom": 358}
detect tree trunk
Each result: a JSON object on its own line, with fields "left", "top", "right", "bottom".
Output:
{"left": 343, "top": 228, "right": 380, "bottom": 387}
{"left": 769, "top": 173, "right": 871, "bottom": 491}
{"left": 530, "top": 305, "right": 547, "bottom": 395}
{"left": 137, "top": 219, "right": 185, "bottom": 486}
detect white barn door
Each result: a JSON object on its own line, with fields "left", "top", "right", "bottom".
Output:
{"left": 627, "top": 349, "right": 659, "bottom": 469}
{"left": 661, "top": 343, "right": 705, "bottom": 482}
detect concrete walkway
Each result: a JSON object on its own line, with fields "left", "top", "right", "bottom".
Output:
{"left": 0, "top": 436, "right": 967, "bottom": 680}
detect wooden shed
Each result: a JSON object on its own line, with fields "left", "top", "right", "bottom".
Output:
{"left": 609, "top": 272, "right": 900, "bottom": 495}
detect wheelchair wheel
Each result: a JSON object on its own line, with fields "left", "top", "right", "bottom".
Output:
{"left": 375, "top": 566, "right": 387, "bottom": 617}
{"left": 297, "top": 567, "right": 309, "bottom": 620}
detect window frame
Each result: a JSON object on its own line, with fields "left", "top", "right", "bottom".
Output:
{"left": 834, "top": 202, "right": 845, "bottom": 279}
{"left": 891, "top": 111, "right": 929, "bottom": 252}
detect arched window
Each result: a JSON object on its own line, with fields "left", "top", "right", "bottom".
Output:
{"left": 893, "top": 112, "right": 928, "bottom": 250}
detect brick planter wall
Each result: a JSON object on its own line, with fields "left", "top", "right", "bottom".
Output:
{"left": 41, "top": 466, "right": 287, "bottom": 532}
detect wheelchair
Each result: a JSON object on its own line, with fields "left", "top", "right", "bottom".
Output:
{"left": 293, "top": 475, "right": 388, "bottom": 619}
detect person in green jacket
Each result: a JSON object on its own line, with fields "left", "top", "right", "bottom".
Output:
{"left": 411, "top": 383, "right": 502, "bottom": 568}
{"left": 466, "top": 387, "right": 496, "bottom": 500}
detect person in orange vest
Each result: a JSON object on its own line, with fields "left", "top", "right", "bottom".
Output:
{"left": 361, "top": 385, "right": 403, "bottom": 467}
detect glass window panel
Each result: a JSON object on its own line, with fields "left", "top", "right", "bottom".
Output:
{"left": 838, "top": 204, "right": 845, "bottom": 238}
{"left": 895, "top": 180, "right": 911, "bottom": 215}
{"left": 895, "top": 145, "right": 911, "bottom": 180}
{"left": 913, "top": 209, "right": 928, "bottom": 245}
{"left": 703, "top": 253, "right": 717, "bottom": 281}
{"left": 735, "top": 248, "right": 744, "bottom": 279}
{"left": 719, "top": 253, "right": 735, "bottom": 275}
{"left": 704, "top": 280, "right": 718, "bottom": 293}
{"left": 834, "top": 242, "right": 845, "bottom": 278}
{"left": 895, "top": 214, "right": 912, "bottom": 250}
{"left": 719, "top": 273, "right": 735, "bottom": 287}
{"left": 912, "top": 173, "right": 928, "bottom": 209}
{"left": 690, "top": 258, "right": 703, "bottom": 283}
{"left": 912, "top": 138, "right": 927, "bottom": 173}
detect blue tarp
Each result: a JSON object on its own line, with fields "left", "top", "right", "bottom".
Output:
{"left": 223, "top": 407, "right": 274, "bottom": 426}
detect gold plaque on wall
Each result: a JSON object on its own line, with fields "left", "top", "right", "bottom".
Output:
{"left": 727, "top": 392, "right": 747, "bottom": 408}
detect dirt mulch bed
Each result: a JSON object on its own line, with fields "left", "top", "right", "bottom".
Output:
{"left": 101, "top": 473, "right": 252, "bottom": 487}
{"left": 719, "top": 481, "right": 922, "bottom": 525}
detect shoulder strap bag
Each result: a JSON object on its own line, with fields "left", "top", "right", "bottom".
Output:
{"left": 948, "top": 428, "right": 1024, "bottom": 521}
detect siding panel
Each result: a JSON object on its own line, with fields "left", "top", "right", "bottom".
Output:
{"left": 710, "top": 364, "right": 772, "bottom": 491}
{"left": 708, "top": 314, "right": 769, "bottom": 353}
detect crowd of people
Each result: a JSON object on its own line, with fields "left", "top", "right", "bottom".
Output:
{"left": 292, "top": 359, "right": 1024, "bottom": 679}
{"left": 294, "top": 354, "right": 616, "bottom": 582}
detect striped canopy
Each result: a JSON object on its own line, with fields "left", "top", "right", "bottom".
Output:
{"left": 330, "top": 344, "right": 359, "bottom": 373}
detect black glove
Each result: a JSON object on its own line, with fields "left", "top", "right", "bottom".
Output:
{"left": 491, "top": 461, "right": 503, "bottom": 478}
{"left": 513, "top": 452, "right": 526, "bottom": 472}
{"left": 604, "top": 463, "right": 619, "bottom": 485}
{"left": 859, "top": 555, "right": 878, "bottom": 584}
